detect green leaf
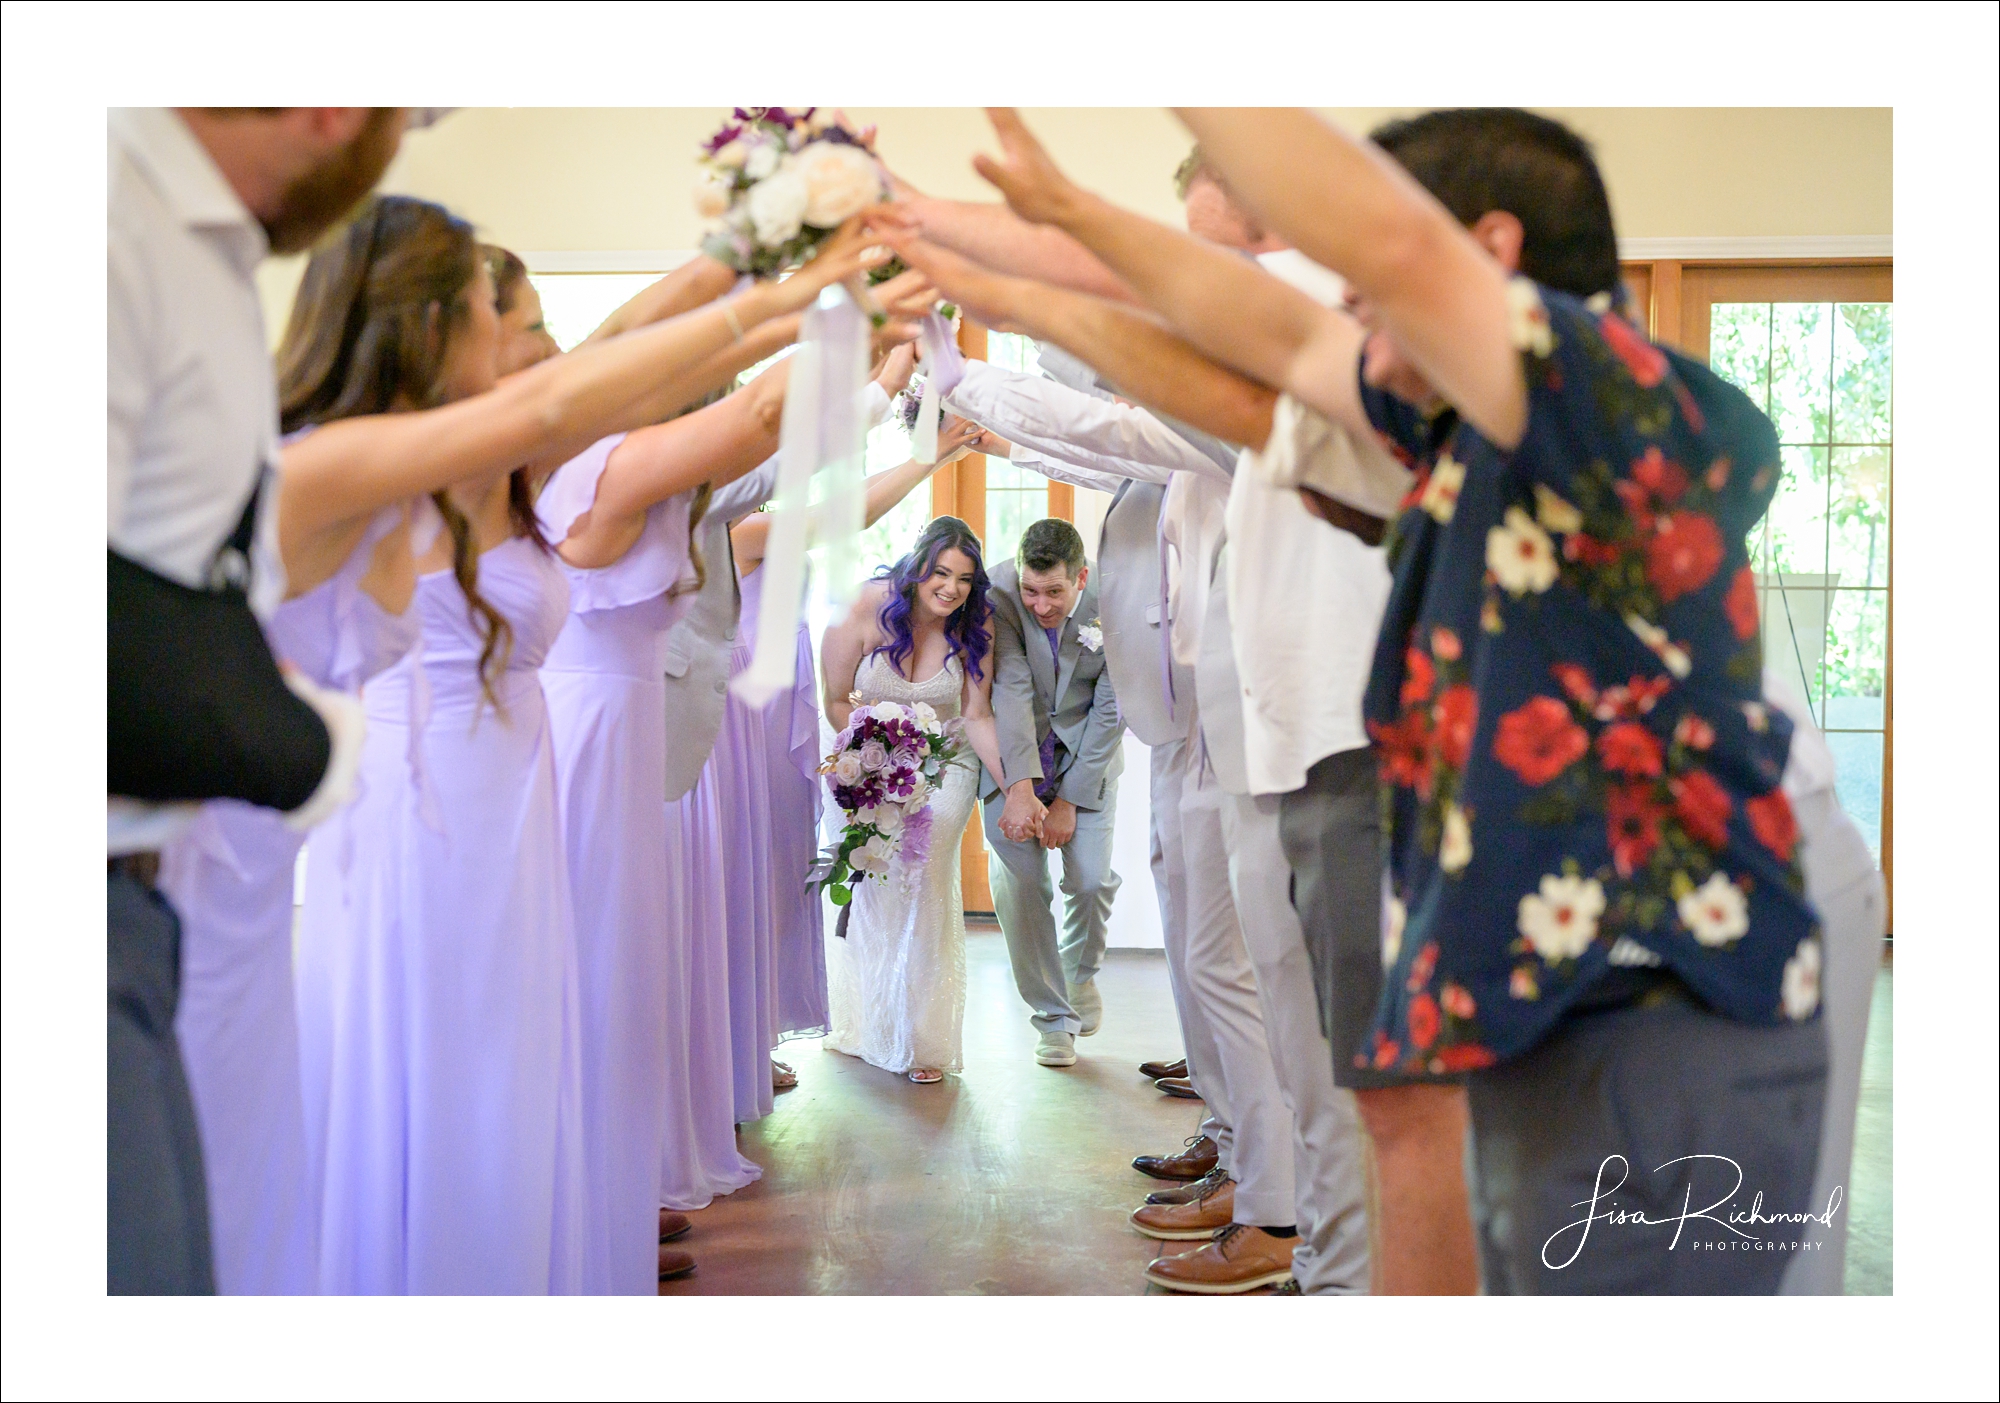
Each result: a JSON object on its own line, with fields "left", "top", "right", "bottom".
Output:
{"left": 830, "top": 885, "right": 852, "bottom": 907}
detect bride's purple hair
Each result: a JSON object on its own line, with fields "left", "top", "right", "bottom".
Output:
{"left": 871, "top": 515, "right": 992, "bottom": 682}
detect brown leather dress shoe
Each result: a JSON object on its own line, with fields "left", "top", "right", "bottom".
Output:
{"left": 659, "top": 1209, "right": 691, "bottom": 1242}
{"left": 1154, "top": 1075, "right": 1202, "bottom": 1101}
{"left": 1132, "top": 1133, "right": 1219, "bottom": 1181}
{"left": 658, "top": 1244, "right": 696, "bottom": 1280}
{"left": 1145, "top": 1224, "right": 1297, "bottom": 1294}
{"left": 1138, "top": 1056, "right": 1188, "bottom": 1080}
{"left": 1146, "top": 1164, "right": 1229, "bottom": 1206}
{"left": 1129, "top": 1177, "right": 1235, "bottom": 1241}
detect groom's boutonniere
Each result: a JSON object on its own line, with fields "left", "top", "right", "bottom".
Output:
{"left": 1078, "top": 619, "right": 1104, "bottom": 653}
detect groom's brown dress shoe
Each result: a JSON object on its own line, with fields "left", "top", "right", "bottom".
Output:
{"left": 659, "top": 1209, "right": 691, "bottom": 1242}
{"left": 1154, "top": 1075, "right": 1202, "bottom": 1101}
{"left": 658, "top": 1245, "right": 696, "bottom": 1280}
{"left": 1133, "top": 1134, "right": 1219, "bottom": 1181}
{"left": 1138, "top": 1056, "right": 1188, "bottom": 1080}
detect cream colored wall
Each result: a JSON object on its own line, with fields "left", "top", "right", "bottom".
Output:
{"left": 256, "top": 106, "right": 1891, "bottom": 338}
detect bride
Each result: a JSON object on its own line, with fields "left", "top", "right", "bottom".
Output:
{"left": 819, "top": 515, "right": 1006, "bottom": 1083}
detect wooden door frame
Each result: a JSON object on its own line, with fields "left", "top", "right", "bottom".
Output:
{"left": 1624, "top": 258, "right": 1893, "bottom": 916}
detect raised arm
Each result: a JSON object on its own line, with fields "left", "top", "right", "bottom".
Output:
{"left": 879, "top": 163, "right": 1135, "bottom": 304}
{"left": 555, "top": 360, "right": 791, "bottom": 570}
{"left": 885, "top": 233, "right": 1279, "bottom": 452}
{"left": 1173, "top": 108, "right": 1524, "bottom": 445}
{"left": 958, "top": 109, "right": 1367, "bottom": 442}
{"left": 279, "top": 219, "right": 880, "bottom": 548}
{"left": 581, "top": 254, "right": 740, "bottom": 346}
{"left": 946, "top": 359, "right": 1233, "bottom": 486}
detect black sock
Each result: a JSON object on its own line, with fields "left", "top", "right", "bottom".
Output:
{"left": 1261, "top": 1225, "right": 1298, "bottom": 1239}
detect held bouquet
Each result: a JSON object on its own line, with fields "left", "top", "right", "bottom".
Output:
{"left": 811, "top": 699, "right": 964, "bottom": 905}
{"left": 695, "top": 107, "right": 886, "bottom": 279}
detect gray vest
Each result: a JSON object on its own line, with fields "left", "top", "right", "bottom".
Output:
{"left": 1095, "top": 479, "right": 1188, "bottom": 747}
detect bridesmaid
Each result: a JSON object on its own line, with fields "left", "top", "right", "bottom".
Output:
{"left": 535, "top": 360, "right": 797, "bottom": 1294}
{"left": 152, "top": 198, "right": 781, "bottom": 1297}
{"left": 717, "top": 392, "right": 982, "bottom": 1119}
{"left": 284, "top": 196, "right": 867, "bottom": 1295}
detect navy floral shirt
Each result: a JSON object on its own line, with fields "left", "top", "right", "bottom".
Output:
{"left": 1356, "top": 280, "right": 1823, "bottom": 1078}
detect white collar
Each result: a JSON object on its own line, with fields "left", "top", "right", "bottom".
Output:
{"left": 111, "top": 108, "right": 268, "bottom": 268}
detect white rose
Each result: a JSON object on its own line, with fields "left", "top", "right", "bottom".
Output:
{"left": 746, "top": 169, "right": 808, "bottom": 245}
{"left": 1382, "top": 895, "right": 1407, "bottom": 969}
{"left": 1516, "top": 873, "right": 1606, "bottom": 963}
{"left": 743, "top": 139, "right": 781, "bottom": 180}
{"left": 912, "top": 701, "right": 939, "bottom": 731}
{"left": 1678, "top": 872, "right": 1750, "bottom": 948}
{"left": 713, "top": 139, "right": 750, "bottom": 170}
{"left": 1486, "top": 506, "right": 1559, "bottom": 595}
{"left": 832, "top": 752, "right": 864, "bottom": 785}
{"left": 1439, "top": 803, "right": 1472, "bottom": 874}
{"left": 794, "top": 141, "right": 883, "bottom": 228}
{"left": 1419, "top": 453, "right": 1466, "bottom": 524}
{"left": 693, "top": 170, "right": 734, "bottom": 220}
{"left": 1781, "top": 938, "right": 1822, "bottom": 1020}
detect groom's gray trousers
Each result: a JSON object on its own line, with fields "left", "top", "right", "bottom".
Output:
{"left": 981, "top": 786, "right": 1121, "bottom": 1037}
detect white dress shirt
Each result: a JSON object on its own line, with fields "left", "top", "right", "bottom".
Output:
{"left": 1222, "top": 251, "right": 1396, "bottom": 794}
{"left": 946, "top": 360, "right": 1231, "bottom": 489}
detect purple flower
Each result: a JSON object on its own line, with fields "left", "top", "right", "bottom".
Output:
{"left": 704, "top": 122, "right": 746, "bottom": 154}
{"left": 901, "top": 806, "right": 934, "bottom": 866}
{"left": 859, "top": 740, "right": 890, "bottom": 773}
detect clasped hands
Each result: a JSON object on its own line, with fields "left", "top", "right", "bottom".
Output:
{"left": 1000, "top": 779, "right": 1076, "bottom": 850}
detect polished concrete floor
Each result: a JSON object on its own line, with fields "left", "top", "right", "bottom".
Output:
{"left": 664, "top": 929, "right": 1895, "bottom": 1296}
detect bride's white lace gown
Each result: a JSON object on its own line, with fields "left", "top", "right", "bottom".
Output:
{"left": 824, "top": 652, "right": 977, "bottom": 1074}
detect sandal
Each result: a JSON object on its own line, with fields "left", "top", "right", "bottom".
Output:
{"left": 772, "top": 1060, "right": 798, "bottom": 1092}
{"left": 907, "top": 1067, "right": 944, "bottom": 1084}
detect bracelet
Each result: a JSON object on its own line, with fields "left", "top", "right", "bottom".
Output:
{"left": 722, "top": 303, "right": 746, "bottom": 343}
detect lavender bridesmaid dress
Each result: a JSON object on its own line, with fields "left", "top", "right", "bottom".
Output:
{"left": 295, "top": 533, "right": 585, "bottom": 1295}
{"left": 537, "top": 436, "right": 703, "bottom": 1294}
{"left": 157, "top": 505, "right": 421, "bottom": 1295}
{"left": 711, "top": 563, "right": 829, "bottom": 1124}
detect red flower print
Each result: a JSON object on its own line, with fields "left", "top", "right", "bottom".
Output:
{"left": 1631, "top": 446, "right": 1690, "bottom": 503}
{"left": 1615, "top": 479, "right": 1658, "bottom": 534}
{"left": 1509, "top": 966, "right": 1539, "bottom": 1000}
{"left": 1435, "top": 1044, "right": 1499, "bottom": 1073}
{"left": 1670, "top": 769, "right": 1732, "bottom": 850}
{"left": 1565, "top": 533, "right": 1622, "bottom": 568}
{"left": 1401, "top": 647, "right": 1437, "bottom": 706}
{"left": 1370, "top": 713, "right": 1432, "bottom": 793}
{"left": 1606, "top": 782, "right": 1666, "bottom": 877}
{"left": 1551, "top": 663, "right": 1599, "bottom": 709}
{"left": 1674, "top": 714, "right": 1716, "bottom": 751}
{"left": 1431, "top": 626, "right": 1463, "bottom": 662}
{"left": 1494, "top": 696, "right": 1590, "bottom": 786}
{"left": 1371, "top": 1033, "right": 1401, "bottom": 1071}
{"left": 1407, "top": 941, "right": 1439, "bottom": 992}
{"left": 1432, "top": 685, "right": 1478, "bottom": 769}
{"left": 1725, "top": 565, "right": 1760, "bottom": 640}
{"left": 1645, "top": 512, "right": 1726, "bottom": 602}
{"left": 1599, "top": 311, "right": 1668, "bottom": 388}
{"left": 1706, "top": 456, "right": 1733, "bottom": 492}
{"left": 1440, "top": 983, "right": 1476, "bottom": 1020}
{"left": 1398, "top": 463, "right": 1430, "bottom": 513}
{"left": 1407, "top": 994, "right": 1441, "bottom": 1050}
{"left": 1746, "top": 789, "right": 1800, "bottom": 862}
{"left": 1597, "top": 722, "right": 1664, "bottom": 778}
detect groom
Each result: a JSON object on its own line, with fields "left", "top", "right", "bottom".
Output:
{"left": 983, "top": 519, "right": 1124, "bottom": 1069}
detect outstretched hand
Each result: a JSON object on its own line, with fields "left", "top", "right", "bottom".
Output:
{"left": 865, "top": 229, "right": 1024, "bottom": 335}
{"left": 973, "top": 108, "right": 1085, "bottom": 228}
{"left": 766, "top": 217, "right": 889, "bottom": 314}
{"left": 936, "top": 414, "right": 984, "bottom": 463}
{"left": 872, "top": 341, "right": 918, "bottom": 397}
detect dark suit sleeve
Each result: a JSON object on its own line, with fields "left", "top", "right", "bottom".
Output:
{"left": 987, "top": 588, "right": 1043, "bottom": 789}
{"left": 1060, "top": 653, "right": 1125, "bottom": 811}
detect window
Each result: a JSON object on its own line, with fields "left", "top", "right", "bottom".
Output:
{"left": 1639, "top": 260, "right": 1893, "bottom": 892}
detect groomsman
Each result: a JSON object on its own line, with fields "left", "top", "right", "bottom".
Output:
{"left": 983, "top": 520, "right": 1124, "bottom": 1069}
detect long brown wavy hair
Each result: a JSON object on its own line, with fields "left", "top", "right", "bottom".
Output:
{"left": 278, "top": 195, "right": 548, "bottom": 711}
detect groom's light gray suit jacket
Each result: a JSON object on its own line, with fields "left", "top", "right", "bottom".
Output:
{"left": 983, "top": 560, "right": 1124, "bottom": 810}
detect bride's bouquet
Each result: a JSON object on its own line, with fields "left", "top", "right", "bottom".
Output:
{"left": 694, "top": 107, "right": 886, "bottom": 279}
{"left": 812, "top": 700, "right": 964, "bottom": 906}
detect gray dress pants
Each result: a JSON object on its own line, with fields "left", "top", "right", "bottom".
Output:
{"left": 108, "top": 869, "right": 215, "bottom": 1294}
{"left": 982, "top": 786, "right": 1121, "bottom": 1037}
